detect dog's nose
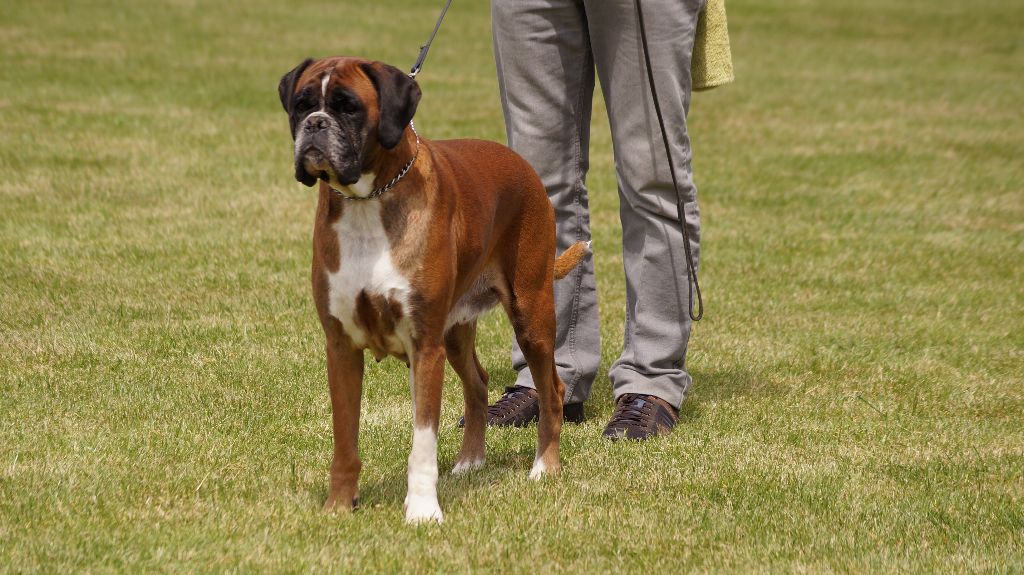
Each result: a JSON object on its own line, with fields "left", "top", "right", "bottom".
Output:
{"left": 305, "top": 117, "right": 328, "bottom": 133}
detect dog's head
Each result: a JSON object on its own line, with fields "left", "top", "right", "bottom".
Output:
{"left": 278, "top": 57, "right": 421, "bottom": 191}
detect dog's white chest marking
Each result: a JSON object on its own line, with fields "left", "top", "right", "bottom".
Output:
{"left": 327, "top": 201, "right": 412, "bottom": 355}
{"left": 349, "top": 172, "right": 376, "bottom": 198}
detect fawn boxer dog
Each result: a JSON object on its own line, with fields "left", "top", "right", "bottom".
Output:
{"left": 278, "top": 57, "right": 586, "bottom": 523}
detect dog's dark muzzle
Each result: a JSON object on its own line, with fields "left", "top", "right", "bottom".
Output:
{"left": 292, "top": 113, "right": 363, "bottom": 187}
{"left": 293, "top": 146, "right": 325, "bottom": 186}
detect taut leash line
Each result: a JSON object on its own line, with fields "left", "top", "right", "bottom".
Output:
{"left": 409, "top": 0, "right": 454, "bottom": 78}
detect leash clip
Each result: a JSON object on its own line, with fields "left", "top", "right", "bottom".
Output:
{"left": 409, "top": 44, "right": 428, "bottom": 78}
{"left": 407, "top": 0, "right": 453, "bottom": 79}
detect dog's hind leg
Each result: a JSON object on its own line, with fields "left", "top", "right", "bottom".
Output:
{"left": 446, "top": 321, "right": 489, "bottom": 474}
{"left": 503, "top": 268, "right": 564, "bottom": 480}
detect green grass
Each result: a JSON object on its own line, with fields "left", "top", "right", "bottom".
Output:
{"left": 2, "top": 0, "right": 1022, "bottom": 572}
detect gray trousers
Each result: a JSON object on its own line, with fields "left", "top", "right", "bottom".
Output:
{"left": 494, "top": 0, "right": 703, "bottom": 409}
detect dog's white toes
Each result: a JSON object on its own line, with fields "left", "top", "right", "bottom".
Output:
{"left": 404, "top": 495, "right": 444, "bottom": 524}
{"left": 528, "top": 458, "right": 548, "bottom": 481}
{"left": 451, "top": 458, "right": 485, "bottom": 476}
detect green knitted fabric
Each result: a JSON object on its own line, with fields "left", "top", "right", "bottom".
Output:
{"left": 692, "top": 0, "right": 734, "bottom": 91}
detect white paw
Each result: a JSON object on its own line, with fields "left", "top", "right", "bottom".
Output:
{"left": 528, "top": 458, "right": 548, "bottom": 481}
{"left": 404, "top": 495, "right": 444, "bottom": 524}
{"left": 451, "top": 458, "right": 485, "bottom": 476}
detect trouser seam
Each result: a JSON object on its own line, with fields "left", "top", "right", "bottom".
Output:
{"left": 563, "top": 35, "right": 590, "bottom": 403}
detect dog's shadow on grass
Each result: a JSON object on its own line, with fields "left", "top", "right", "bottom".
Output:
{"left": 302, "top": 365, "right": 549, "bottom": 513}
{"left": 307, "top": 434, "right": 543, "bottom": 514}
{"left": 303, "top": 364, "right": 767, "bottom": 512}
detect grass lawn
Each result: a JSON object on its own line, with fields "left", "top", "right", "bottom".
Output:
{"left": 2, "top": 0, "right": 1022, "bottom": 572}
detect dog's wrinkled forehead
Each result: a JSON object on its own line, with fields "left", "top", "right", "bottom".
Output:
{"left": 292, "top": 58, "right": 379, "bottom": 120}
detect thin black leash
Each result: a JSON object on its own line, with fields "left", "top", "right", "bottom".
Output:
{"left": 634, "top": 0, "right": 704, "bottom": 321}
{"left": 409, "top": 0, "right": 454, "bottom": 78}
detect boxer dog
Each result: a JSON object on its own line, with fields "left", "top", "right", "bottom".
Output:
{"left": 278, "top": 57, "right": 587, "bottom": 523}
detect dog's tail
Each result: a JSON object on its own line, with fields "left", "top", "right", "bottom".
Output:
{"left": 554, "top": 241, "right": 591, "bottom": 280}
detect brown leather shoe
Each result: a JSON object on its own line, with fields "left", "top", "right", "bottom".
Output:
{"left": 602, "top": 393, "right": 678, "bottom": 440}
{"left": 457, "top": 386, "right": 585, "bottom": 427}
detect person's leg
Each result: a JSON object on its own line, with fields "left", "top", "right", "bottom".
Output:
{"left": 585, "top": 0, "right": 704, "bottom": 411}
{"left": 492, "top": 0, "right": 599, "bottom": 406}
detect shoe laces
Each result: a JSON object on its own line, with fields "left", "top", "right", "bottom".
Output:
{"left": 487, "top": 386, "right": 536, "bottom": 419}
{"left": 607, "top": 394, "right": 654, "bottom": 429}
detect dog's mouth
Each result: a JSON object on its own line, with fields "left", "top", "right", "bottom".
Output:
{"left": 301, "top": 148, "right": 331, "bottom": 179}
{"left": 295, "top": 147, "right": 338, "bottom": 188}
{"left": 295, "top": 146, "right": 361, "bottom": 188}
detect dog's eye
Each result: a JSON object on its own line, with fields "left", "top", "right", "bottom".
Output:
{"left": 291, "top": 86, "right": 318, "bottom": 113}
{"left": 330, "top": 93, "right": 361, "bottom": 115}
{"left": 294, "top": 95, "right": 316, "bottom": 113}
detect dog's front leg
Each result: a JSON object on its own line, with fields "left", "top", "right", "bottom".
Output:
{"left": 404, "top": 338, "right": 446, "bottom": 524}
{"left": 322, "top": 326, "right": 364, "bottom": 513}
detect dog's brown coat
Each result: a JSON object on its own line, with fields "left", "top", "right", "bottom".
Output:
{"left": 282, "top": 57, "right": 585, "bottom": 518}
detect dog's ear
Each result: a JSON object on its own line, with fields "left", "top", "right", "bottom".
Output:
{"left": 360, "top": 62, "right": 421, "bottom": 150}
{"left": 278, "top": 58, "right": 314, "bottom": 115}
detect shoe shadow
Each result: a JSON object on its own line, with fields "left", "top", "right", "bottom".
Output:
{"left": 680, "top": 364, "right": 768, "bottom": 422}
{"left": 565, "top": 363, "right": 767, "bottom": 425}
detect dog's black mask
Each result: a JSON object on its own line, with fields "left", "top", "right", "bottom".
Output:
{"left": 278, "top": 58, "right": 421, "bottom": 188}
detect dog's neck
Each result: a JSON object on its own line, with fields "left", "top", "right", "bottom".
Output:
{"left": 361, "top": 126, "right": 419, "bottom": 190}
